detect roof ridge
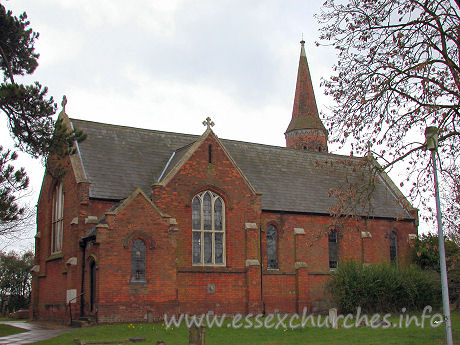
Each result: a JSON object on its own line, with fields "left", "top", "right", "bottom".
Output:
{"left": 70, "top": 118, "right": 199, "bottom": 139}
{"left": 221, "top": 137, "right": 363, "bottom": 161}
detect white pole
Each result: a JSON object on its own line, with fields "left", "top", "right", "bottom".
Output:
{"left": 425, "top": 126, "right": 453, "bottom": 345}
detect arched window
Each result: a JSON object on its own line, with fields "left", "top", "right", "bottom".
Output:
{"left": 266, "top": 225, "right": 278, "bottom": 269}
{"left": 192, "top": 191, "right": 225, "bottom": 266}
{"left": 131, "top": 239, "right": 146, "bottom": 281}
{"left": 390, "top": 231, "right": 397, "bottom": 263}
{"left": 328, "top": 230, "right": 338, "bottom": 269}
{"left": 51, "top": 182, "right": 64, "bottom": 254}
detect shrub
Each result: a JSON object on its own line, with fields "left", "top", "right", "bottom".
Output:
{"left": 327, "top": 260, "right": 441, "bottom": 313}
{"left": 412, "top": 233, "right": 460, "bottom": 309}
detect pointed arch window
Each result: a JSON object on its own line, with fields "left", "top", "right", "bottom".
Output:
{"left": 131, "top": 239, "right": 146, "bottom": 282}
{"left": 329, "top": 230, "right": 338, "bottom": 269}
{"left": 51, "top": 182, "right": 64, "bottom": 254}
{"left": 390, "top": 231, "right": 397, "bottom": 264}
{"left": 192, "top": 191, "right": 225, "bottom": 266}
{"left": 266, "top": 225, "right": 278, "bottom": 269}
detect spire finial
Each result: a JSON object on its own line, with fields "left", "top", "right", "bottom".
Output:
{"left": 61, "top": 95, "right": 67, "bottom": 112}
{"left": 300, "top": 38, "right": 306, "bottom": 57}
{"left": 202, "top": 117, "right": 215, "bottom": 130}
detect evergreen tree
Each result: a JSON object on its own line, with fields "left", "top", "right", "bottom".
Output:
{"left": 0, "top": 4, "right": 84, "bottom": 228}
{"left": 0, "top": 250, "right": 34, "bottom": 314}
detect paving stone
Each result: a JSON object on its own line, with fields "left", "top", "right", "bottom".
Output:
{"left": 0, "top": 321, "right": 73, "bottom": 345}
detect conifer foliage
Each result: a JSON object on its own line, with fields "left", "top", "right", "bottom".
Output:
{"left": 0, "top": 4, "right": 84, "bottom": 228}
{"left": 0, "top": 250, "right": 34, "bottom": 313}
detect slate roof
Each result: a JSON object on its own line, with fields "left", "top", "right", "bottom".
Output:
{"left": 286, "top": 114, "right": 327, "bottom": 134}
{"left": 71, "top": 118, "right": 414, "bottom": 220}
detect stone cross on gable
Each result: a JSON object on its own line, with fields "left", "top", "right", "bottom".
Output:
{"left": 61, "top": 95, "right": 67, "bottom": 112}
{"left": 202, "top": 117, "right": 214, "bottom": 130}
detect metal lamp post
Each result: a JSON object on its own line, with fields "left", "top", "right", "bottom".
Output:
{"left": 424, "top": 126, "right": 453, "bottom": 345}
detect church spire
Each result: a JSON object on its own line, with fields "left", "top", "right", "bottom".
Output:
{"left": 285, "top": 40, "right": 328, "bottom": 152}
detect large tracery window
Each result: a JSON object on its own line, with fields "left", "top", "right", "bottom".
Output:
{"left": 192, "top": 191, "right": 225, "bottom": 266}
{"left": 266, "top": 225, "right": 278, "bottom": 269}
{"left": 51, "top": 182, "right": 64, "bottom": 254}
{"left": 131, "top": 239, "right": 146, "bottom": 282}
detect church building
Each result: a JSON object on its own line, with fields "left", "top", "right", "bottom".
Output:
{"left": 31, "top": 41, "right": 418, "bottom": 323}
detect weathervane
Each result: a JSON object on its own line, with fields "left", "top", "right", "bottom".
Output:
{"left": 61, "top": 95, "right": 67, "bottom": 112}
{"left": 202, "top": 117, "right": 215, "bottom": 130}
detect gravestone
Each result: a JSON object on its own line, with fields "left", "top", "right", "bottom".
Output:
{"left": 329, "top": 308, "right": 338, "bottom": 329}
{"left": 189, "top": 325, "right": 206, "bottom": 345}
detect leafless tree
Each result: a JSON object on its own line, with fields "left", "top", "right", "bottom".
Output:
{"left": 317, "top": 0, "right": 460, "bottom": 235}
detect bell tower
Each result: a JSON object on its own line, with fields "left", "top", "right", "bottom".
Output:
{"left": 285, "top": 40, "right": 328, "bottom": 152}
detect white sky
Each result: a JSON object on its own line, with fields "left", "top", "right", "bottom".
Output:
{"left": 1, "top": 0, "right": 432, "bottom": 251}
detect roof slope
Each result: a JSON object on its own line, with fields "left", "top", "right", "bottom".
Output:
{"left": 71, "top": 118, "right": 413, "bottom": 219}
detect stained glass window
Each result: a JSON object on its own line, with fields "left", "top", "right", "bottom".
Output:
{"left": 215, "top": 233, "right": 223, "bottom": 264}
{"left": 390, "top": 232, "right": 397, "bottom": 264}
{"left": 214, "top": 198, "right": 222, "bottom": 231}
{"left": 203, "top": 193, "right": 212, "bottom": 230}
{"left": 267, "top": 225, "right": 278, "bottom": 269}
{"left": 192, "top": 232, "right": 201, "bottom": 264}
{"left": 192, "top": 197, "right": 201, "bottom": 230}
{"left": 204, "top": 232, "right": 213, "bottom": 264}
{"left": 192, "top": 191, "right": 225, "bottom": 266}
{"left": 51, "top": 182, "right": 64, "bottom": 254}
{"left": 329, "top": 230, "right": 338, "bottom": 269}
{"left": 131, "top": 239, "right": 146, "bottom": 282}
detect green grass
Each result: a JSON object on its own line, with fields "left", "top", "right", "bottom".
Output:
{"left": 36, "top": 312, "right": 460, "bottom": 345}
{"left": 0, "top": 317, "right": 13, "bottom": 321}
{"left": 0, "top": 324, "right": 28, "bottom": 337}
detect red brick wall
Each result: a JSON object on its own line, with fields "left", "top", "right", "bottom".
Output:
{"left": 151, "top": 133, "right": 262, "bottom": 315}
{"left": 177, "top": 272, "right": 247, "bottom": 314}
{"left": 33, "top": 156, "right": 118, "bottom": 321}
{"left": 286, "top": 132, "right": 328, "bottom": 152}
{"left": 259, "top": 212, "right": 417, "bottom": 312}
{"left": 94, "top": 193, "right": 178, "bottom": 322}
{"left": 263, "top": 274, "right": 296, "bottom": 313}
{"left": 33, "top": 156, "right": 86, "bottom": 320}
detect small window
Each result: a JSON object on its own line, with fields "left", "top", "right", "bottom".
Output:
{"left": 267, "top": 225, "right": 278, "bottom": 269}
{"left": 131, "top": 239, "right": 146, "bottom": 282}
{"left": 329, "top": 230, "right": 338, "bottom": 269}
{"left": 390, "top": 232, "right": 397, "bottom": 263}
{"left": 51, "top": 182, "right": 64, "bottom": 254}
{"left": 208, "top": 144, "right": 212, "bottom": 164}
{"left": 192, "top": 191, "right": 225, "bottom": 266}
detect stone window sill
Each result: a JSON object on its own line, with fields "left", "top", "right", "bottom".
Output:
{"left": 179, "top": 267, "right": 245, "bottom": 273}
{"left": 263, "top": 270, "right": 296, "bottom": 275}
{"left": 308, "top": 271, "right": 333, "bottom": 276}
{"left": 130, "top": 279, "right": 147, "bottom": 284}
{"left": 46, "top": 252, "right": 64, "bottom": 262}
